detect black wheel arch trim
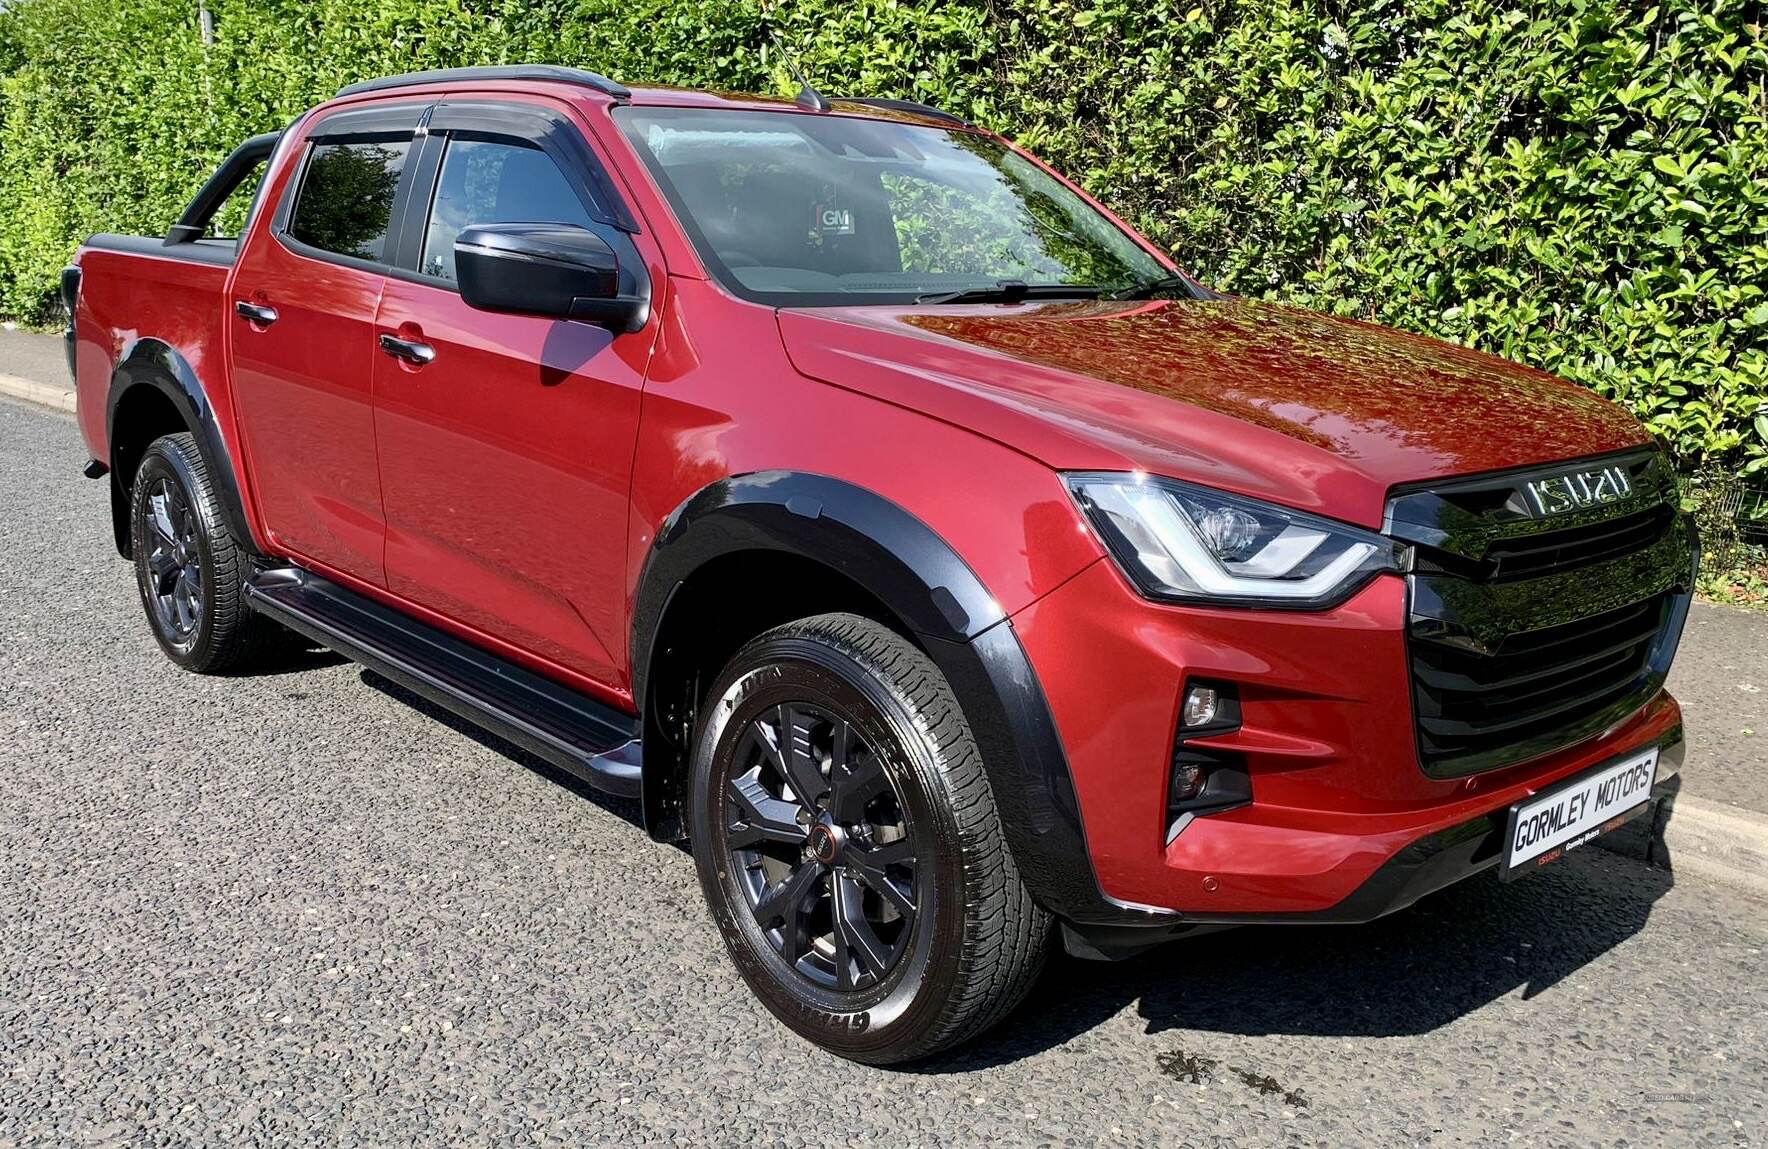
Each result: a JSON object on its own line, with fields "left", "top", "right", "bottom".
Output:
{"left": 105, "top": 338, "right": 258, "bottom": 560}
{"left": 631, "top": 470, "right": 1134, "bottom": 926}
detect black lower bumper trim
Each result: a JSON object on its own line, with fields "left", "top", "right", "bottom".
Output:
{"left": 1060, "top": 729, "right": 1683, "bottom": 958}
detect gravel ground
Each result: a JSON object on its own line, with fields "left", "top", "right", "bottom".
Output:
{"left": 3, "top": 394, "right": 1766, "bottom": 1148}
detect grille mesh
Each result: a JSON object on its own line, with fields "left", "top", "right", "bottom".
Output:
{"left": 1478, "top": 505, "right": 1676, "bottom": 581}
{"left": 1410, "top": 595, "right": 1668, "bottom": 767}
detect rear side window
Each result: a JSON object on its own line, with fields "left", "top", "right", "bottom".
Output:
{"left": 288, "top": 139, "right": 410, "bottom": 262}
{"left": 419, "top": 136, "right": 595, "bottom": 282}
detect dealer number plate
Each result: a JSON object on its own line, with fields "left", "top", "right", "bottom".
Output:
{"left": 1501, "top": 748, "right": 1659, "bottom": 880}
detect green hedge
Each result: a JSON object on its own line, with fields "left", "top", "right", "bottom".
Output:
{"left": 3, "top": 0, "right": 1764, "bottom": 472}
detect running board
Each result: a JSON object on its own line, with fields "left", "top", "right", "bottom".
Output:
{"left": 245, "top": 567, "right": 642, "bottom": 798}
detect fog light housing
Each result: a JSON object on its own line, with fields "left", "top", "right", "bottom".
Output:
{"left": 1166, "top": 680, "right": 1251, "bottom": 839}
{"left": 1181, "top": 684, "right": 1220, "bottom": 728}
{"left": 1171, "top": 759, "right": 1207, "bottom": 802}
{"left": 1168, "top": 746, "right": 1249, "bottom": 807}
{"left": 1178, "top": 679, "right": 1240, "bottom": 734}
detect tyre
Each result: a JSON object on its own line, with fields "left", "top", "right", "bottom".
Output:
{"left": 688, "top": 612, "right": 1051, "bottom": 1064}
{"left": 129, "top": 432, "right": 275, "bottom": 673}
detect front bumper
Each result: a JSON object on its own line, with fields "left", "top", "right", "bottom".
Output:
{"left": 1060, "top": 754, "right": 1680, "bottom": 960}
{"left": 1011, "top": 559, "right": 1686, "bottom": 922}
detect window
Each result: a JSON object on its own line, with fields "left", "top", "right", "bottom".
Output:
{"left": 879, "top": 167, "right": 1075, "bottom": 281}
{"left": 287, "top": 139, "right": 410, "bottom": 262}
{"left": 615, "top": 107, "right": 1166, "bottom": 306}
{"left": 419, "top": 137, "right": 596, "bottom": 282}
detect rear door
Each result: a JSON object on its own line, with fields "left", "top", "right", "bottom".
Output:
{"left": 229, "top": 101, "right": 427, "bottom": 584}
{"left": 370, "top": 99, "right": 659, "bottom": 690}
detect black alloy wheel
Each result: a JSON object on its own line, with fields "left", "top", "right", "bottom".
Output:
{"left": 724, "top": 700, "right": 920, "bottom": 992}
{"left": 140, "top": 473, "right": 204, "bottom": 647}
{"left": 689, "top": 613, "right": 1051, "bottom": 1064}
{"left": 129, "top": 432, "right": 277, "bottom": 673}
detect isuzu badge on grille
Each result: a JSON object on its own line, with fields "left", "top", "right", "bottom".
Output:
{"left": 1523, "top": 463, "right": 1632, "bottom": 517}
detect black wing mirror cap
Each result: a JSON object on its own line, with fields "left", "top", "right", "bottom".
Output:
{"left": 455, "top": 223, "right": 647, "bottom": 332}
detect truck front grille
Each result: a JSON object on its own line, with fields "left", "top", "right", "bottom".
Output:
{"left": 1410, "top": 593, "right": 1670, "bottom": 768}
{"left": 1387, "top": 450, "right": 1694, "bottom": 777}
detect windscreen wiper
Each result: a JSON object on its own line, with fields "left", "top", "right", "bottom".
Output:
{"left": 1105, "top": 274, "right": 1202, "bottom": 300}
{"left": 914, "top": 281, "right": 1104, "bottom": 305}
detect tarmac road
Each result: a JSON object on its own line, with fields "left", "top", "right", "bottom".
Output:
{"left": 2, "top": 394, "right": 1765, "bottom": 1148}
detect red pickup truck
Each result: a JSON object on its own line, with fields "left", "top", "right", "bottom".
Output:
{"left": 64, "top": 66, "right": 1696, "bottom": 1063}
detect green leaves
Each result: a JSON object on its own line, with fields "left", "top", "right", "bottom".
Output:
{"left": 0, "top": 0, "right": 1762, "bottom": 481}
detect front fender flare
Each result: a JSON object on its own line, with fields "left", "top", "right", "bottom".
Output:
{"left": 632, "top": 471, "right": 1126, "bottom": 925}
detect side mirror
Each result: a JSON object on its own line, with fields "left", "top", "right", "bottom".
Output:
{"left": 455, "top": 223, "right": 646, "bottom": 332}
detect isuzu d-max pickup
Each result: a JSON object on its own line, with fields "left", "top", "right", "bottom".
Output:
{"left": 64, "top": 65, "right": 1697, "bottom": 1063}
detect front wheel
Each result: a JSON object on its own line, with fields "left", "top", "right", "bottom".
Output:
{"left": 688, "top": 613, "right": 1051, "bottom": 1064}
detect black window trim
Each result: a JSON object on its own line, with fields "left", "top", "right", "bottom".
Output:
{"left": 385, "top": 128, "right": 448, "bottom": 276}
{"left": 270, "top": 101, "right": 433, "bottom": 276}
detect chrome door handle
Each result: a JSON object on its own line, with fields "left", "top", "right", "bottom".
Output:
{"left": 234, "top": 300, "right": 279, "bottom": 325}
{"left": 378, "top": 333, "right": 436, "bottom": 366}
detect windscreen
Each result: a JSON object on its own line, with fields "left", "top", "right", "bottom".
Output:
{"left": 615, "top": 107, "right": 1167, "bottom": 306}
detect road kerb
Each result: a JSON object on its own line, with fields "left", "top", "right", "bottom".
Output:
{"left": 0, "top": 372, "right": 75, "bottom": 413}
{"left": 1598, "top": 792, "right": 1768, "bottom": 899}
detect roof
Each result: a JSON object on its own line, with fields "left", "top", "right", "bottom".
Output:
{"left": 332, "top": 66, "right": 969, "bottom": 130}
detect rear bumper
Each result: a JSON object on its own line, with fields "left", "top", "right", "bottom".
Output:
{"left": 1011, "top": 560, "right": 1687, "bottom": 923}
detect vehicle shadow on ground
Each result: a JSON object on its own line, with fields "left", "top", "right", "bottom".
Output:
{"left": 225, "top": 638, "right": 348, "bottom": 677}
{"left": 916, "top": 849, "right": 1674, "bottom": 1072}
{"left": 357, "top": 670, "right": 653, "bottom": 836}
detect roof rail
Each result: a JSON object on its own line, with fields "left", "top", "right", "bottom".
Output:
{"left": 336, "top": 65, "right": 630, "bottom": 101}
{"left": 840, "top": 97, "right": 968, "bottom": 126}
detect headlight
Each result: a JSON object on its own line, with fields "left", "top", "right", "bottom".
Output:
{"left": 1065, "top": 472, "right": 1403, "bottom": 608}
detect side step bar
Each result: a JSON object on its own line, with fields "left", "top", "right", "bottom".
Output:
{"left": 245, "top": 567, "right": 643, "bottom": 798}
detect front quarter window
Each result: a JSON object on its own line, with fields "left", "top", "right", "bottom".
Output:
{"left": 418, "top": 137, "right": 597, "bottom": 282}
{"left": 615, "top": 106, "right": 1167, "bottom": 306}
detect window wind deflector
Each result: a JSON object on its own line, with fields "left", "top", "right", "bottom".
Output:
{"left": 914, "top": 282, "right": 1102, "bottom": 305}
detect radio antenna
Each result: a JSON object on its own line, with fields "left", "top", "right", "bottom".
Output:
{"left": 766, "top": 27, "right": 832, "bottom": 112}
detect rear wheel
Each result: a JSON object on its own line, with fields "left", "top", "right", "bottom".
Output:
{"left": 130, "top": 432, "right": 275, "bottom": 673}
{"left": 688, "top": 613, "right": 1050, "bottom": 1063}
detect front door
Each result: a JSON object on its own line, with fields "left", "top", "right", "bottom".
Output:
{"left": 370, "top": 102, "right": 658, "bottom": 691}
{"left": 230, "top": 102, "right": 426, "bottom": 583}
